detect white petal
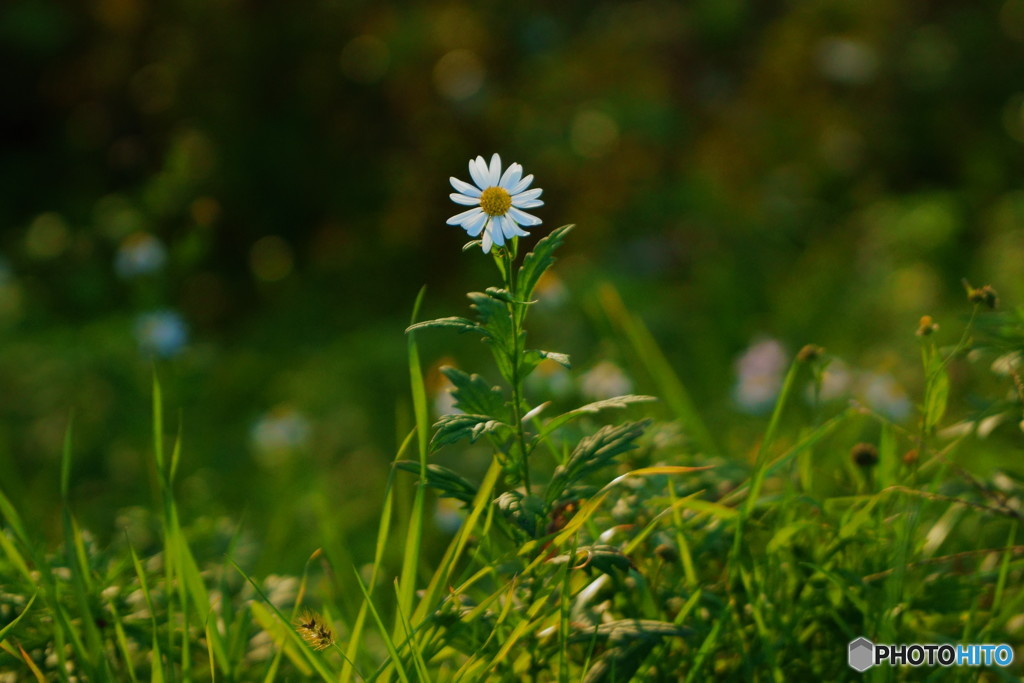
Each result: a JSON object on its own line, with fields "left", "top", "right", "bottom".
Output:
{"left": 487, "top": 153, "right": 502, "bottom": 187}
{"left": 450, "top": 177, "right": 481, "bottom": 197}
{"left": 500, "top": 215, "right": 530, "bottom": 239}
{"left": 464, "top": 212, "right": 488, "bottom": 237}
{"left": 509, "top": 174, "right": 534, "bottom": 194}
{"left": 511, "top": 187, "right": 542, "bottom": 201}
{"left": 450, "top": 192, "right": 479, "bottom": 206}
{"left": 508, "top": 207, "right": 542, "bottom": 226}
{"left": 447, "top": 207, "right": 483, "bottom": 226}
{"left": 490, "top": 219, "right": 506, "bottom": 248}
{"left": 469, "top": 156, "right": 488, "bottom": 189}
{"left": 511, "top": 198, "right": 544, "bottom": 209}
{"left": 499, "top": 163, "right": 522, "bottom": 190}
{"left": 481, "top": 227, "right": 493, "bottom": 253}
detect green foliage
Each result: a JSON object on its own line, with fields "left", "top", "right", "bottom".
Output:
{"left": 4, "top": 159, "right": 1024, "bottom": 681}
{"left": 393, "top": 461, "right": 477, "bottom": 506}
{"left": 429, "top": 413, "right": 509, "bottom": 451}
{"left": 518, "top": 225, "right": 574, "bottom": 301}
{"left": 546, "top": 420, "right": 651, "bottom": 506}
{"left": 441, "top": 367, "right": 507, "bottom": 419}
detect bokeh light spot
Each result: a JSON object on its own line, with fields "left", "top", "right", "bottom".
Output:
{"left": 1001, "top": 0, "right": 1024, "bottom": 41}
{"left": 1002, "top": 93, "right": 1024, "bottom": 143}
{"left": 571, "top": 109, "right": 619, "bottom": 159}
{"left": 190, "top": 197, "right": 221, "bottom": 227}
{"left": 25, "top": 212, "right": 71, "bottom": 259}
{"left": 434, "top": 50, "right": 484, "bottom": 101}
{"left": 250, "top": 235, "right": 294, "bottom": 282}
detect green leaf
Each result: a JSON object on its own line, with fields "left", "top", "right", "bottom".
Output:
{"left": 394, "top": 460, "right": 478, "bottom": 505}
{"left": 0, "top": 592, "right": 37, "bottom": 646}
{"left": 442, "top": 367, "right": 507, "bottom": 419}
{"left": 923, "top": 347, "right": 950, "bottom": 431}
{"left": 430, "top": 414, "right": 510, "bottom": 451}
{"left": 539, "top": 395, "right": 657, "bottom": 438}
{"left": 60, "top": 413, "right": 73, "bottom": 500}
{"left": 468, "top": 291, "right": 514, "bottom": 347}
{"left": 523, "top": 349, "right": 572, "bottom": 377}
{"left": 547, "top": 545, "right": 635, "bottom": 575}
{"left": 484, "top": 286, "right": 536, "bottom": 306}
{"left": 582, "top": 640, "right": 658, "bottom": 683}
{"left": 397, "top": 286, "right": 430, "bottom": 649}
{"left": 405, "top": 316, "right": 484, "bottom": 335}
{"left": 570, "top": 618, "right": 692, "bottom": 643}
{"left": 495, "top": 491, "right": 545, "bottom": 537}
{"left": 519, "top": 224, "right": 574, "bottom": 300}
{"left": 546, "top": 420, "right": 650, "bottom": 505}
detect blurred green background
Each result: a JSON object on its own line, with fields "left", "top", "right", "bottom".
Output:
{"left": 2, "top": 0, "right": 1023, "bottom": 570}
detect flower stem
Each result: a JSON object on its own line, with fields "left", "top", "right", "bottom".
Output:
{"left": 502, "top": 240, "right": 532, "bottom": 494}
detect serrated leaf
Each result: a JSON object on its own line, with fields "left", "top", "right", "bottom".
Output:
{"left": 442, "top": 367, "right": 507, "bottom": 419}
{"left": 546, "top": 545, "right": 634, "bottom": 575}
{"left": 405, "top": 317, "right": 484, "bottom": 335}
{"left": 570, "top": 618, "right": 692, "bottom": 644}
{"left": 523, "top": 349, "right": 571, "bottom": 379}
{"left": 394, "top": 460, "right": 478, "bottom": 505}
{"left": 546, "top": 420, "right": 650, "bottom": 504}
{"left": 484, "top": 286, "right": 535, "bottom": 306}
{"left": 495, "top": 491, "right": 544, "bottom": 537}
{"left": 519, "top": 224, "right": 574, "bottom": 300}
{"left": 539, "top": 395, "right": 657, "bottom": 438}
{"left": 468, "top": 292, "right": 514, "bottom": 346}
{"left": 430, "top": 413, "right": 509, "bottom": 450}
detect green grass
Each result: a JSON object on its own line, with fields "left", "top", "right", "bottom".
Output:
{"left": 1, "top": 277, "right": 1023, "bottom": 681}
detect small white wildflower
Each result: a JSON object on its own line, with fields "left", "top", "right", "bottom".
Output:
{"left": 435, "top": 498, "right": 463, "bottom": 534}
{"left": 135, "top": 310, "right": 188, "bottom": 357}
{"left": 580, "top": 361, "right": 633, "bottom": 400}
{"left": 733, "top": 338, "right": 788, "bottom": 414}
{"left": 447, "top": 153, "right": 543, "bottom": 253}
{"left": 250, "top": 406, "right": 311, "bottom": 466}
{"left": 806, "top": 358, "right": 853, "bottom": 403}
{"left": 115, "top": 232, "right": 166, "bottom": 278}
{"left": 858, "top": 372, "right": 912, "bottom": 421}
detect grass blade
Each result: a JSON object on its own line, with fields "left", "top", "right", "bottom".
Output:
{"left": 0, "top": 592, "right": 37, "bottom": 646}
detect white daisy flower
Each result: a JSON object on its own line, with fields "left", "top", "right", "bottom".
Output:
{"left": 447, "top": 153, "right": 544, "bottom": 253}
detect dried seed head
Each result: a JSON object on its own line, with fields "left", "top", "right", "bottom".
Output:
{"left": 851, "top": 442, "right": 879, "bottom": 468}
{"left": 965, "top": 282, "right": 999, "bottom": 309}
{"left": 797, "top": 344, "right": 824, "bottom": 363}
{"left": 916, "top": 315, "right": 939, "bottom": 337}
{"left": 295, "top": 610, "right": 335, "bottom": 651}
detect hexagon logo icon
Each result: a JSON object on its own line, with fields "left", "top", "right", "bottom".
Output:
{"left": 849, "top": 637, "right": 874, "bottom": 672}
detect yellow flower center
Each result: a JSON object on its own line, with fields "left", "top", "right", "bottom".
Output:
{"left": 479, "top": 186, "right": 512, "bottom": 216}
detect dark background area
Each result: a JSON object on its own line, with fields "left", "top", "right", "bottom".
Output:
{"left": 2, "top": 0, "right": 1023, "bottom": 570}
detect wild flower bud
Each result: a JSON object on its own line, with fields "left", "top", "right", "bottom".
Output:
{"left": 797, "top": 344, "right": 824, "bottom": 363}
{"left": 964, "top": 281, "right": 999, "bottom": 309}
{"left": 915, "top": 315, "right": 938, "bottom": 336}
{"left": 850, "top": 442, "right": 879, "bottom": 468}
